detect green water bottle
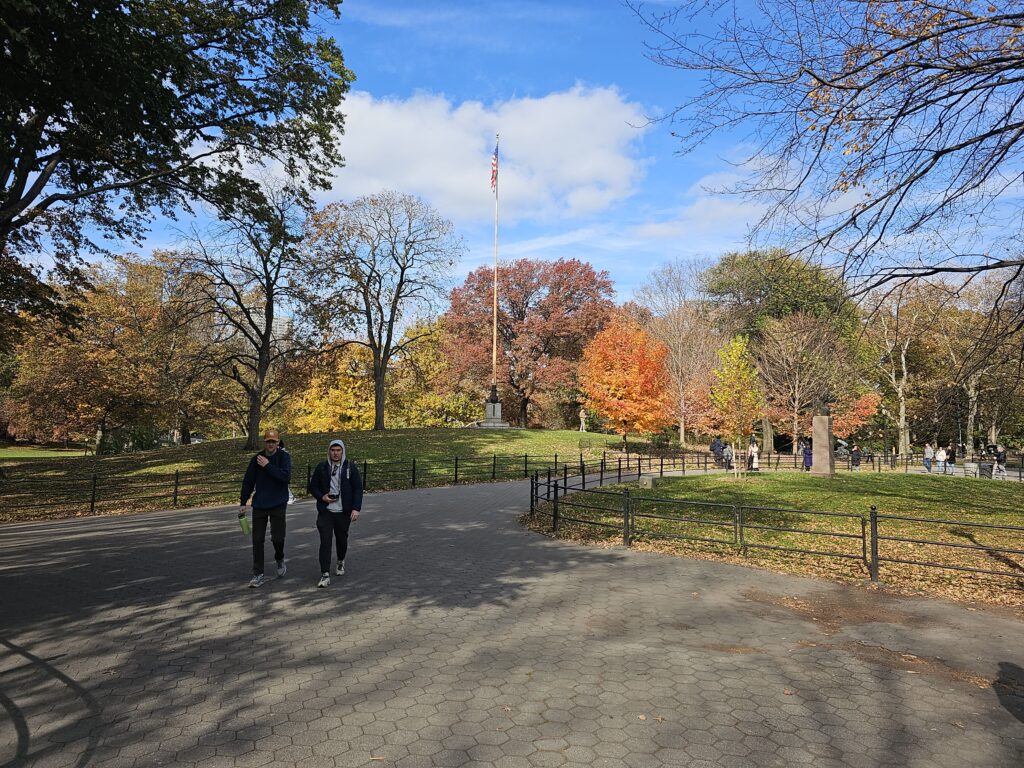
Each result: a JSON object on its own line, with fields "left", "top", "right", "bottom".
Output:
{"left": 238, "top": 511, "right": 251, "bottom": 535}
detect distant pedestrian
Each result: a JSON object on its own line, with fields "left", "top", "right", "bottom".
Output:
{"left": 711, "top": 436, "right": 724, "bottom": 466}
{"left": 748, "top": 440, "right": 760, "bottom": 471}
{"left": 240, "top": 429, "right": 293, "bottom": 588}
{"left": 923, "top": 443, "right": 933, "bottom": 473}
{"left": 946, "top": 443, "right": 956, "bottom": 475}
{"left": 850, "top": 444, "right": 862, "bottom": 471}
{"left": 308, "top": 439, "right": 363, "bottom": 588}
{"left": 722, "top": 443, "right": 734, "bottom": 471}
{"left": 935, "top": 445, "right": 947, "bottom": 474}
{"left": 803, "top": 443, "right": 813, "bottom": 472}
{"left": 995, "top": 445, "right": 1007, "bottom": 479}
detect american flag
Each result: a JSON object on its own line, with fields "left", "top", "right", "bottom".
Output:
{"left": 490, "top": 140, "right": 499, "bottom": 193}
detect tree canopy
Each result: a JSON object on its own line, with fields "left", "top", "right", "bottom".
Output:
{"left": 635, "top": 1, "right": 1024, "bottom": 292}
{"left": 1, "top": 0, "right": 353, "bottom": 335}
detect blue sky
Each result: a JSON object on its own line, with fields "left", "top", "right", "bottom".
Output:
{"left": 304, "top": 0, "right": 758, "bottom": 299}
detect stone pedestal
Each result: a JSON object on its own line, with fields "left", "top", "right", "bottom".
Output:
{"left": 810, "top": 414, "right": 836, "bottom": 478}
{"left": 480, "top": 385, "right": 510, "bottom": 428}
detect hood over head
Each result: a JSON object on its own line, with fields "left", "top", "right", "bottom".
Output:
{"left": 328, "top": 439, "right": 346, "bottom": 466}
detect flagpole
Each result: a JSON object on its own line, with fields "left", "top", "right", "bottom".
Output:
{"left": 491, "top": 133, "right": 499, "bottom": 390}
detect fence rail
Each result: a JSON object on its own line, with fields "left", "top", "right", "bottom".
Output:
{"left": 530, "top": 469, "right": 1024, "bottom": 585}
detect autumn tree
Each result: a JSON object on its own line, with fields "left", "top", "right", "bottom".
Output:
{"left": 578, "top": 315, "right": 673, "bottom": 445}
{"left": 756, "top": 312, "right": 850, "bottom": 453}
{"left": 175, "top": 183, "right": 307, "bottom": 449}
{"left": 300, "top": 191, "right": 463, "bottom": 431}
{"left": 2, "top": 0, "right": 352, "bottom": 331}
{"left": 634, "top": 1, "right": 1024, "bottom": 295}
{"left": 446, "top": 259, "right": 614, "bottom": 426}
{"left": 636, "top": 259, "right": 723, "bottom": 446}
{"left": 710, "top": 336, "right": 766, "bottom": 472}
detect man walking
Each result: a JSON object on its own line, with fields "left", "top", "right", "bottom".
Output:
{"left": 923, "top": 443, "right": 934, "bottom": 473}
{"left": 308, "top": 439, "right": 363, "bottom": 588}
{"left": 240, "top": 429, "right": 293, "bottom": 587}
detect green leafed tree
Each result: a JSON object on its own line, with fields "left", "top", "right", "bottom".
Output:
{"left": 710, "top": 336, "right": 766, "bottom": 475}
{"left": 1, "top": 0, "right": 353, "bottom": 337}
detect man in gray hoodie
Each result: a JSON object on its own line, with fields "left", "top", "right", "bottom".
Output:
{"left": 307, "top": 439, "right": 363, "bottom": 588}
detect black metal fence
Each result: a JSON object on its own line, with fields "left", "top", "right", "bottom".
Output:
{"left": 530, "top": 469, "right": 1024, "bottom": 584}
{"left": 0, "top": 450, "right": 708, "bottom": 520}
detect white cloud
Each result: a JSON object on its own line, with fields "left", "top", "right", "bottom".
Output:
{"left": 324, "top": 86, "right": 650, "bottom": 225}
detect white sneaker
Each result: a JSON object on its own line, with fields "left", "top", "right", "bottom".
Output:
{"left": 335, "top": 560, "right": 345, "bottom": 576}
{"left": 248, "top": 574, "right": 266, "bottom": 588}
{"left": 317, "top": 573, "right": 330, "bottom": 588}
{"left": 276, "top": 560, "right": 287, "bottom": 578}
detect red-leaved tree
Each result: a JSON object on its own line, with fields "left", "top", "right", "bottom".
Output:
{"left": 445, "top": 258, "right": 614, "bottom": 426}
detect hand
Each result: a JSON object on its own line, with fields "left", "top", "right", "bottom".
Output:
{"left": 322, "top": 494, "right": 333, "bottom": 503}
{"left": 239, "top": 505, "right": 247, "bottom": 514}
{"left": 351, "top": 510, "right": 360, "bottom": 522}
{"left": 256, "top": 455, "right": 269, "bottom": 467}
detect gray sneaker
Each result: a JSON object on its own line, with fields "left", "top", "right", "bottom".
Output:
{"left": 276, "top": 560, "right": 287, "bottom": 578}
{"left": 335, "top": 560, "right": 345, "bottom": 576}
{"left": 317, "top": 573, "right": 331, "bottom": 588}
{"left": 248, "top": 573, "right": 266, "bottom": 588}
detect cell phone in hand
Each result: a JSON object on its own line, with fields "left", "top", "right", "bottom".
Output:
{"left": 327, "top": 494, "right": 339, "bottom": 501}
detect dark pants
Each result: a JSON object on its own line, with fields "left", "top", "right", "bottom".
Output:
{"left": 252, "top": 505, "right": 286, "bottom": 575}
{"left": 317, "top": 509, "right": 352, "bottom": 573}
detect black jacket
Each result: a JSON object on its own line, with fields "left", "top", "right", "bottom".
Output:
{"left": 240, "top": 449, "right": 292, "bottom": 509}
{"left": 308, "top": 459, "right": 363, "bottom": 514}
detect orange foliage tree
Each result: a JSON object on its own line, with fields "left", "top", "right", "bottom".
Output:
{"left": 578, "top": 316, "right": 673, "bottom": 443}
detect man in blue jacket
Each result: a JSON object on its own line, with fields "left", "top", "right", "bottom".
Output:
{"left": 240, "top": 429, "right": 293, "bottom": 587}
{"left": 308, "top": 439, "right": 362, "bottom": 588}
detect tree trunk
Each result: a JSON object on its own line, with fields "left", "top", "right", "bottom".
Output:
{"left": 179, "top": 413, "right": 192, "bottom": 445}
{"left": 95, "top": 416, "right": 107, "bottom": 454}
{"left": 791, "top": 408, "right": 800, "bottom": 455}
{"left": 373, "top": 368, "right": 386, "bottom": 431}
{"left": 965, "top": 376, "right": 979, "bottom": 453}
{"left": 988, "top": 419, "right": 999, "bottom": 445}
{"left": 898, "top": 392, "right": 911, "bottom": 454}
{"left": 245, "top": 393, "right": 262, "bottom": 451}
{"left": 678, "top": 391, "right": 687, "bottom": 446}
{"left": 518, "top": 396, "right": 529, "bottom": 427}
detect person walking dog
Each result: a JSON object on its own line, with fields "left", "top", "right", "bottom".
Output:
{"left": 308, "top": 439, "right": 363, "bottom": 588}
{"left": 240, "top": 429, "right": 293, "bottom": 588}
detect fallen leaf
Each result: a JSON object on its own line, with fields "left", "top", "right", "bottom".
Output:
{"left": 654, "top": 716, "right": 667, "bottom": 722}
{"left": 783, "top": 688, "right": 794, "bottom": 695}
{"left": 637, "top": 714, "right": 647, "bottom": 721}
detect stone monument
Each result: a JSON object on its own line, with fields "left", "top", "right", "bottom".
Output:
{"left": 810, "top": 397, "right": 836, "bottom": 478}
{"left": 480, "top": 384, "right": 510, "bottom": 428}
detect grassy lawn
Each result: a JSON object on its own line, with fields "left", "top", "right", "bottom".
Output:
{"left": 526, "top": 472, "right": 1024, "bottom": 609}
{"left": 0, "top": 428, "right": 622, "bottom": 522}
{"left": 0, "top": 445, "right": 88, "bottom": 460}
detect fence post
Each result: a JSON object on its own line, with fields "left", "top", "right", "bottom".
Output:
{"left": 524, "top": 454, "right": 528, "bottom": 478}
{"left": 554, "top": 452, "right": 558, "bottom": 471}
{"left": 552, "top": 480, "right": 559, "bottom": 532}
{"left": 172, "top": 470, "right": 180, "bottom": 506}
{"left": 618, "top": 457, "right": 622, "bottom": 483}
{"left": 454, "top": 456, "right": 459, "bottom": 484}
{"left": 530, "top": 475, "right": 535, "bottom": 514}
{"left": 638, "top": 458, "right": 642, "bottom": 481}
{"left": 546, "top": 467, "right": 552, "bottom": 500}
{"left": 89, "top": 474, "right": 97, "bottom": 514}
{"left": 623, "top": 489, "right": 631, "bottom": 546}
{"left": 599, "top": 458, "right": 604, "bottom": 486}
{"left": 869, "top": 505, "right": 880, "bottom": 583}
{"left": 412, "top": 458, "right": 417, "bottom": 487}
{"left": 580, "top": 456, "right": 586, "bottom": 490}
{"left": 738, "top": 506, "right": 746, "bottom": 554}
{"left": 493, "top": 454, "right": 497, "bottom": 480}
{"left": 660, "top": 455, "right": 664, "bottom": 477}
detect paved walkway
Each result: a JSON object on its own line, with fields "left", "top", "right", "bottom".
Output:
{"left": 0, "top": 481, "right": 1021, "bottom": 768}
